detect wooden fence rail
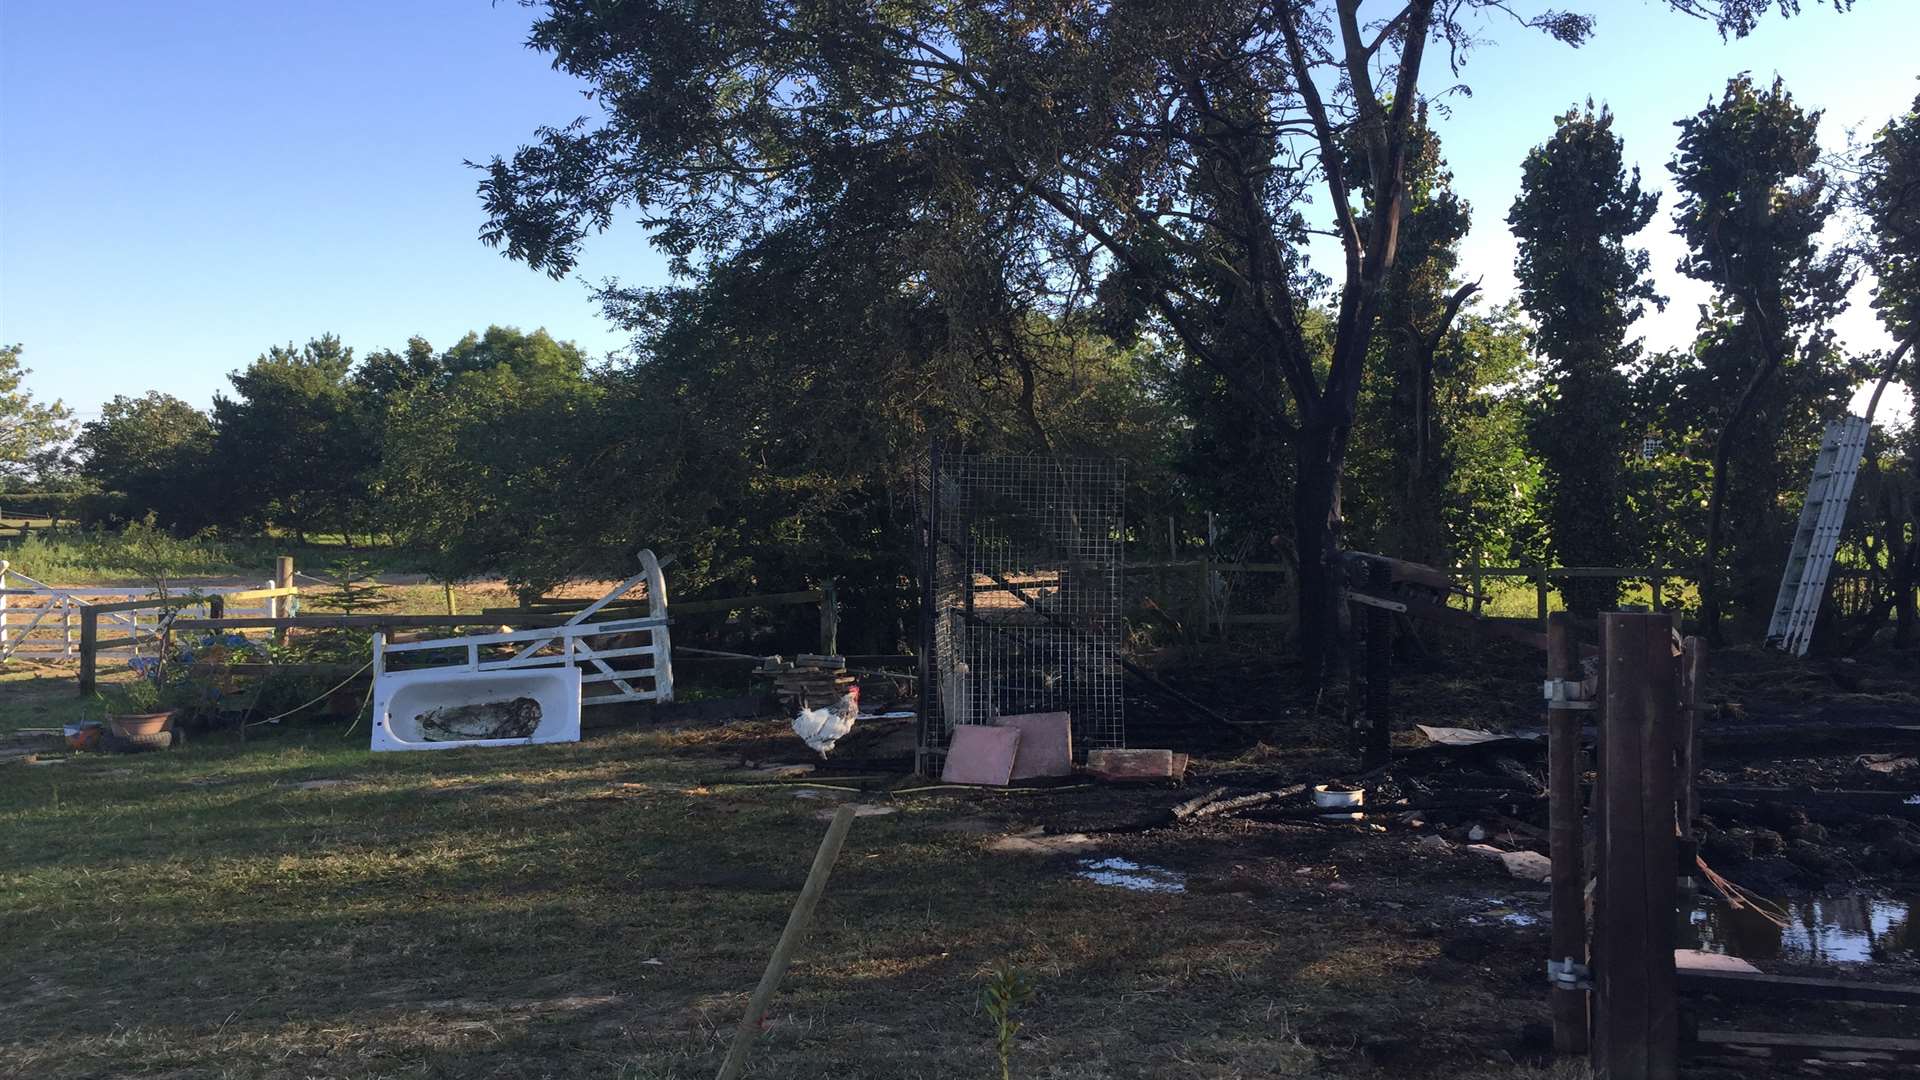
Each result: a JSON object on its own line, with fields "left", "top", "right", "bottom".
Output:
{"left": 1130, "top": 557, "right": 1896, "bottom": 635}
{"left": 79, "top": 584, "right": 842, "bottom": 697}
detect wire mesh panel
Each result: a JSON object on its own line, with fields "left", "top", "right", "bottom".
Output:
{"left": 917, "top": 446, "right": 1125, "bottom": 764}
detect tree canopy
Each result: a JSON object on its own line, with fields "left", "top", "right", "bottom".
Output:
{"left": 0, "top": 345, "right": 75, "bottom": 485}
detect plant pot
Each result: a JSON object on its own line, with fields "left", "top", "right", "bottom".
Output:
{"left": 1312, "top": 783, "right": 1365, "bottom": 821}
{"left": 108, "top": 711, "right": 177, "bottom": 738}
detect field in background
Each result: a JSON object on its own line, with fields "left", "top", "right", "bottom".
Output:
{"left": 0, "top": 529, "right": 440, "bottom": 586}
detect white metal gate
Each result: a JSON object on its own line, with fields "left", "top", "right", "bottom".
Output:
{"left": 370, "top": 550, "right": 674, "bottom": 706}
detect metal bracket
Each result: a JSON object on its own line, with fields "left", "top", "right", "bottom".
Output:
{"left": 1546, "top": 957, "right": 1593, "bottom": 990}
{"left": 1543, "top": 678, "right": 1595, "bottom": 711}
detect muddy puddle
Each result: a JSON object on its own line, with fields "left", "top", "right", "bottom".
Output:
{"left": 1075, "top": 857, "right": 1186, "bottom": 893}
{"left": 1687, "top": 892, "right": 1917, "bottom": 964}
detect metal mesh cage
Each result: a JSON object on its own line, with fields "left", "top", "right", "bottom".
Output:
{"left": 916, "top": 446, "right": 1125, "bottom": 765}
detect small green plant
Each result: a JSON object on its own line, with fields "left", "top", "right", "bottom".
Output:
{"left": 308, "top": 556, "right": 395, "bottom": 616}
{"left": 978, "top": 964, "right": 1037, "bottom": 1080}
{"left": 100, "top": 678, "right": 163, "bottom": 715}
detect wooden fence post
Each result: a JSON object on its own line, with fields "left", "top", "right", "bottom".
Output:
{"left": 819, "top": 582, "right": 839, "bottom": 656}
{"left": 1546, "top": 611, "right": 1589, "bottom": 1055}
{"left": 1678, "top": 637, "right": 1707, "bottom": 845}
{"left": 1536, "top": 563, "right": 1551, "bottom": 627}
{"left": 1594, "top": 610, "right": 1680, "bottom": 1080}
{"left": 0, "top": 558, "right": 10, "bottom": 653}
{"left": 1363, "top": 558, "right": 1392, "bottom": 767}
{"left": 1469, "top": 549, "right": 1484, "bottom": 616}
{"left": 78, "top": 606, "right": 99, "bottom": 697}
{"left": 274, "top": 556, "right": 295, "bottom": 645}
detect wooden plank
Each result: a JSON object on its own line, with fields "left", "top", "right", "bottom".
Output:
{"left": 1546, "top": 612, "right": 1588, "bottom": 1055}
{"left": 715, "top": 805, "right": 857, "bottom": 1080}
{"left": 1678, "top": 969, "right": 1920, "bottom": 1006}
{"left": 1691, "top": 1030, "right": 1920, "bottom": 1062}
{"left": 216, "top": 585, "right": 300, "bottom": 603}
{"left": 1634, "top": 613, "right": 1680, "bottom": 1080}
{"left": 1595, "top": 611, "right": 1680, "bottom": 1080}
{"left": 92, "top": 634, "right": 159, "bottom": 650}
{"left": 668, "top": 590, "right": 824, "bottom": 615}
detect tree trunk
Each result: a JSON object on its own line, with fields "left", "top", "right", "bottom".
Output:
{"left": 1700, "top": 346, "right": 1783, "bottom": 642}
{"left": 1294, "top": 424, "right": 1344, "bottom": 692}
{"left": 1895, "top": 543, "right": 1918, "bottom": 649}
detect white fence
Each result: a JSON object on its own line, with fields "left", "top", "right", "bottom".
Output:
{"left": 0, "top": 559, "right": 286, "bottom": 663}
{"left": 371, "top": 550, "right": 674, "bottom": 707}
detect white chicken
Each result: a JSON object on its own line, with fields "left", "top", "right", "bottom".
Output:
{"left": 791, "top": 685, "right": 861, "bottom": 758}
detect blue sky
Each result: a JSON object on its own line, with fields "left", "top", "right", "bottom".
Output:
{"left": 2, "top": 1, "right": 1914, "bottom": 422}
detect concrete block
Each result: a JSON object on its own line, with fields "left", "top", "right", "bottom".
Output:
{"left": 995, "top": 712, "right": 1073, "bottom": 779}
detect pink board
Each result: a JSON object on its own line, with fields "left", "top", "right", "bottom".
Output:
{"left": 995, "top": 712, "right": 1073, "bottom": 779}
{"left": 941, "top": 724, "right": 1022, "bottom": 786}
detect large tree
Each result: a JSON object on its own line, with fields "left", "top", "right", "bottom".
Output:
{"left": 210, "top": 335, "right": 376, "bottom": 542}
{"left": 75, "top": 392, "right": 215, "bottom": 525}
{"left": 0, "top": 345, "right": 75, "bottom": 485}
{"left": 1509, "top": 104, "right": 1662, "bottom": 615}
{"left": 1346, "top": 110, "right": 1478, "bottom": 565}
{"left": 1850, "top": 93, "right": 1920, "bottom": 644}
{"left": 1663, "top": 74, "right": 1855, "bottom": 637}
{"left": 479, "top": 0, "right": 1842, "bottom": 681}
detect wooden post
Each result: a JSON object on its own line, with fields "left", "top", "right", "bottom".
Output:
{"left": 78, "top": 606, "right": 99, "bottom": 697}
{"left": 1363, "top": 558, "right": 1392, "bottom": 767}
{"left": 0, "top": 559, "right": 9, "bottom": 653}
{"left": 273, "top": 556, "right": 294, "bottom": 645}
{"left": 1537, "top": 563, "right": 1551, "bottom": 627}
{"left": 1594, "top": 611, "right": 1680, "bottom": 1080}
{"left": 1546, "top": 611, "right": 1589, "bottom": 1055}
{"left": 715, "top": 804, "right": 857, "bottom": 1080}
{"left": 208, "top": 595, "right": 226, "bottom": 620}
{"left": 444, "top": 580, "right": 456, "bottom": 617}
{"left": 1678, "top": 637, "right": 1708, "bottom": 843}
{"left": 1469, "top": 549, "right": 1484, "bottom": 616}
{"left": 819, "top": 582, "right": 839, "bottom": 656}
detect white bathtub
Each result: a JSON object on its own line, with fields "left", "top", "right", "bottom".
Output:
{"left": 371, "top": 666, "right": 581, "bottom": 752}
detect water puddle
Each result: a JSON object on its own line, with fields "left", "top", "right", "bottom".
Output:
{"left": 1688, "top": 893, "right": 1917, "bottom": 965}
{"left": 1075, "top": 857, "right": 1186, "bottom": 894}
{"left": 1466, "top": 896, "right": 1544, "bottom": 927}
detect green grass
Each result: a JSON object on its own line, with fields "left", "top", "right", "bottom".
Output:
{"left": 0, "top": 667, "right": 1580, "bottom": 1079}
{"left": 0, "top": 529, "right": 439, "bottom": 586}
{"left": 1461, "top": 577, "right": 1701, "bottom": 621}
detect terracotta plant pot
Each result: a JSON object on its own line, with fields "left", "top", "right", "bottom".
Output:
{"left": 108, "top": 711, "right": 177, "bottom": 738}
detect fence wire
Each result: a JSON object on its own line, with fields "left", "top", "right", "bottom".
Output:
{"left": 917, "top": 447, "right": 1125, "bottom": 758}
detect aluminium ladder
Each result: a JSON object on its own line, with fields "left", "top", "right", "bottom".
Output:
{"left": 1765, "top": 414, "right": 1871, "bottom": 656}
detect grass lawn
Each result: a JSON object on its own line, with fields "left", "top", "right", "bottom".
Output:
{"left": 0, "top": 660, "right": 1593, "bottom": 1080}
{"left": 0, "top": 530, "right": 442, "bottom": 587}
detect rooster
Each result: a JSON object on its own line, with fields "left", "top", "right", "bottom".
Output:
{"left": 791, "top": 685, "right": 860, "bottom": 758}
